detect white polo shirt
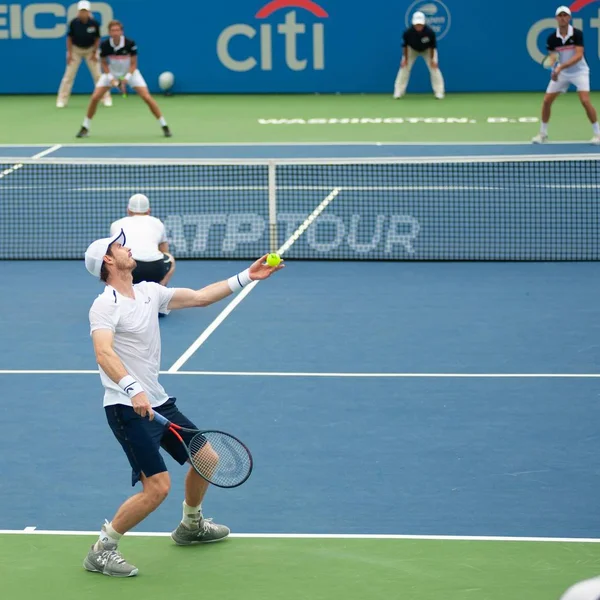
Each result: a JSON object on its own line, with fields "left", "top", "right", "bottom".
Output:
{"left": 89, "top": 281, "right": 176, "bottom": 408}
{"left": 110, "top": 215, "right": 167, "bottom": 262}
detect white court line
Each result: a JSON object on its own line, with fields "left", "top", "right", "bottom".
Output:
{"left": 0, "top": 370, "right": 599, "bottom": 377}
{"left": 167, "top": 187, "right": 342, "bottom": 373}
{"left": 31, "top": 144, "right": 62, "bottom": 159}
{"left": 167, "top": 281, "right": 259, "bottom": 373}
{"left": 0, "top": 141, "right": 593, "bottom": 147}
{"left": 0, "top": 529, "right": 598, "bottom": 543}
{"left": 0, "top": 144, "right": 62, "bottom": 179}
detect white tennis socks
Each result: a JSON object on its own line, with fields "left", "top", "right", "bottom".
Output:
{"left": 592, "top": 122, "right": 600, "bottom": 135}
{"left": 158, "top": 116, "right": 168, "bottom": 127}
{"left": 94, "top": 520, "right": 123, "bottom": 550}
{"left": 182, "top": 500, "right": 202, "bottom": 529}
{"left": 540, "top": 122, "right": 548, "bottom": 135}
{"left": 83, "top": 117, "right": 91, "bottom": 129}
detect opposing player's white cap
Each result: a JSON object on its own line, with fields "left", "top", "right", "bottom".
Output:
{"left": 77, "top": 0, "right": 91, "bottom": 11}
{"left": 84, "top": 229, "right": 126, "bottom": 278}
{"left": 559, "top": 576, "right": 600, "bottom": 600}
{"left": 128, "top": 193, "right": 150, "bottom": 213}
{"left": 555, "top": 5, "right": 571, "bottom": 15}
{"left": 412, "top": 11, "right": 426, "bottom": 25}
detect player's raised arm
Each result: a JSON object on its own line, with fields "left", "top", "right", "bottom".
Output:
{"left": 168, "top": 254, "right": 284, "bottom": 310}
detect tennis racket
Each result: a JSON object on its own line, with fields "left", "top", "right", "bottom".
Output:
{"left": 152, "top": 411, "right": 253, "bottom": 488}
{"left": 542, "top": 53, "right": 558, "bottom": 70}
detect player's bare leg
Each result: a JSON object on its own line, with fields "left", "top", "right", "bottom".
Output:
{"left": 84, "top": 472, "right": 170, "bottom": 577}
{"left": 532, "top": 92, "right": 560, "bottom": 143}
{"left": 135, "top": 86, "right": 172, "bottom": 137}
{"left": 578, "top": 91, "right": 598, "bottom": 122}
{"left": 578, "top": 91, "right": 600, "bottom": 143}
{"left": 170, "top": 463, "right": 230, "bottom": 546}
{"left": 77, "top": 86, "right": 111, "bottom": 138}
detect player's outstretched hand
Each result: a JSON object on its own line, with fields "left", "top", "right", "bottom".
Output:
{"left": 249, "top": 254, "right": 285, "bottom": 280}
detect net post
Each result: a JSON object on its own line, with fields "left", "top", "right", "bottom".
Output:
{"left": 268, "top": 160, "right": 277, "bottom": 253}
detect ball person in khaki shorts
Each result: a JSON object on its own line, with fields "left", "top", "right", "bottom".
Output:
{"left": 56, "top": 0, "right": 111, "bottom": 108}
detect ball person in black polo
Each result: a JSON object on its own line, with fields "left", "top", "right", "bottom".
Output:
{"left": 532, "top": 5, "right": 600, "bottom": 144}
{"left": 56, "top": 0, "right": 111, "bottom": 108}
{"left": 76, "top": 20, "right": 172, "bottom": 138}
{"left": 393, "top": 11, "right": 445, "bottom": 100}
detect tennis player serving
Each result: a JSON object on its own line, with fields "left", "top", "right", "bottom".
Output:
{"left": 532, "top": 5, "right": 600, "bottom": 144}
{"left": 83, "top": 229, "right": 284, "bottom": 577}
{"left": 76, "top": 20, "right": 172, "bottom": 138}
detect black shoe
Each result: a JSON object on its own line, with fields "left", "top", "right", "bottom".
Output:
{"left": 76, "top": 126, "right": 89, "bottom": 138}
{"left": 162, "top": 125, "right": 172, "bottom": 138}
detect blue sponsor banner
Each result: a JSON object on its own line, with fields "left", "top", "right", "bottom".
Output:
{"left": 1, "top": 0, "right": 599, "bottom": 94}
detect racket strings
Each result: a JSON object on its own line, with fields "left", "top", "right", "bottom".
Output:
{"left": 189, "top": 432, "right": 251, "bottom": 487}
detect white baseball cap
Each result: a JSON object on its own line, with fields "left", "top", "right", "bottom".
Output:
{"left": 128, "top": 193, "right": 150, "bottom": 213}
{"left": 412, "top": 11, "right": 427, "bottom": 25}
{"left": 555, "top": 5, "right": 571, "bottom": 15}
{"left": 560, "top": 576, "right": 600, "bottom": 600}
{"left": 84, "top": 229, "right": 126, "bottom": 278}
{"left": 77, "top": 1, "right": 91, "bottom": 11}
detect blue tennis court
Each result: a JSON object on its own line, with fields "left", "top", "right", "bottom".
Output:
{"left": 1, "top": 142, "right": 599, "bottom": 553}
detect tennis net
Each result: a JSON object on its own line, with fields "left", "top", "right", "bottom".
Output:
{"left": 1, "top": 155, "right": 598, "bottom": 260}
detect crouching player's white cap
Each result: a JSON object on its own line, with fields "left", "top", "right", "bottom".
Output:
{"left": 560, "top": 576, "right": 600, "bottom": 600}
{"left": 84, "top": 229, "right": 126, "bottom": 277}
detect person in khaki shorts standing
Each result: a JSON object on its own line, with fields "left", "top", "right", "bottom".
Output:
{"left": 393, "top": 11, "right": 445, "bottom": 100}
{"left": 56, "top": 0, "right": 111, "bottom": 108}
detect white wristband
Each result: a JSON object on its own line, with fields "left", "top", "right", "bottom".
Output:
{"left": 118, "top": 375, "right": 144, "bottom": 398}
{"left": 227, "top": 268, "right": 252, "bottom": 293}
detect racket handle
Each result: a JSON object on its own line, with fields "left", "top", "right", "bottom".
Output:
{"left": 152, "top": 411, "right": 169, "bottom": 426}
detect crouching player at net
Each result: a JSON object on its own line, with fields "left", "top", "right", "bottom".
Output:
{"left": 83, "top": 229, "right": 284, "bottom": 577}
{"left": 77, "top": 19, "right": 172, "bottom": 138}
{"left": 110, "top": 194, "right": 175, "bottom": 288}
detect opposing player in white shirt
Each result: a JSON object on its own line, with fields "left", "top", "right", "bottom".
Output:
{"left": 110, "top": 194, "right": 175, "bottom": 286}
{"left": 83, "top": 229, "right": 284, "bottom": 577}
{"left": 532, "top": 6, "right": 600, "bottom": 144}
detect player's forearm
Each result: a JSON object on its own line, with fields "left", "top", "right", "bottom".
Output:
{"left": 96, "top": 347, "right": 130, "bottom": 383}
{"left": 193, "top": 281, "right": 234, "bottom": 307}
{"left": 560, "top": 52, "right": 583, "bottom": 70}
{"left": 66, "top": 37, "right": 72, "bottom": 52}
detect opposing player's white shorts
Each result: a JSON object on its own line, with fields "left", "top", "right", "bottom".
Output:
{"left": 96, "top": 69, "right": 147, "bottom": 89}
{"left": 546, "top": 71, "right": 590, "bottom": 93}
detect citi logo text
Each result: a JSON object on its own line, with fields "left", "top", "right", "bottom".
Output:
{"left": 217, "top": 0, "right": 328, "bottom": 72}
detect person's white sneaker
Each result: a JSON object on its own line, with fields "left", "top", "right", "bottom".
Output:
{"left": 590, "top": 135, "right": 600, "bottom": 145}
{"left": 435, "top": 93, "right": 445, "bottom": 99}
{"left": 103, "top": 96, "right": 113, "bottom": 107}
{"left": 531, "top": 133, "right": 548, "bottom": 144}
{"left": 56, "top": 101, "right": 65, "bottom": 108}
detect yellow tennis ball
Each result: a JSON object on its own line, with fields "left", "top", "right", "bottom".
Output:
{"left": 266, "top": 253, "right": 281, "bottom": 267}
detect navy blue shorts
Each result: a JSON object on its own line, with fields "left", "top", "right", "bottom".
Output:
{"left": 105, "top": 398, "right": 198, "bottom": 486}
